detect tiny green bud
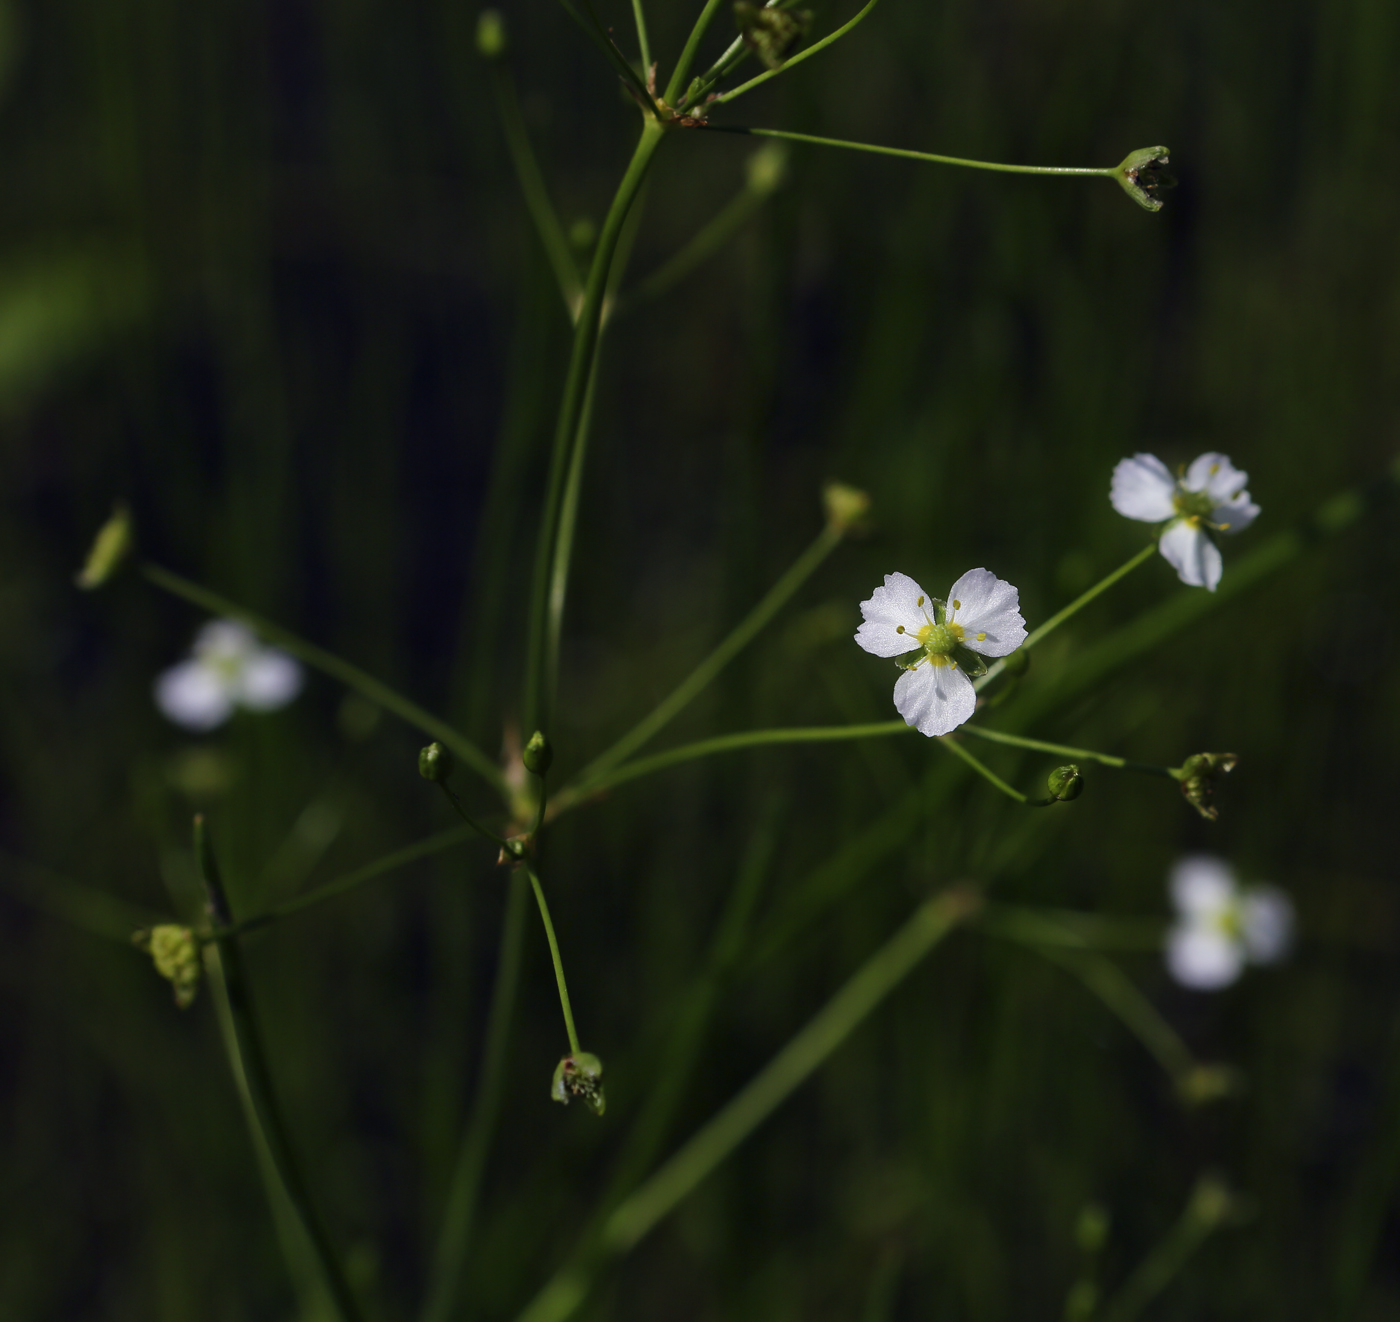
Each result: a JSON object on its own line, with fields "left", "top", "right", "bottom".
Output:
{"left": 1177, "top": 1063, "right": 1241, "bottom": 1106}
{"left": 1176, "top": 751, "right": 1237, "bottom": 821}
{"left": 75, "top": 501, "right": 133, "bottom": 589}
{"left": 744, "top": 142, "right": 789, "bottom": 196}
{"left": 1074, "top": 1202, "right": 1110, "bottom": 1254}
{"left": 475, "top": 9, "right": 507, "bottom": 59}
{"left": 523, "top": 730, "right": 553, "bottom": 777}
{"left": 1186, "top": 1174, "right": 1234, "bottom": 1229}
{"left": 822, "top": 480, "right": 871, "bottom": 533}
{"left": 1047, "top": 764, "right": 1083, "bottom": 802}
{"left": 132, "top": 925, "right": 202, "bottom": 1009}
{"left": 418, "top": 741, "right": 455, "bottom": 783}
{"left": 1113, "top": 146, "right": 1175, "bottom": 212}
{"left": 550, "top": 1051, "right": 606, "bottom": 1117}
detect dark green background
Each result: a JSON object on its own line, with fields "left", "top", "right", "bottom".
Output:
{"left": 1, "top": 0, "right": 1397, "bottom": 1316}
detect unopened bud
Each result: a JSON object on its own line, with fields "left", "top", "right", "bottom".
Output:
{"left": 734, "top": 1, "right": 811, "bottom": 70}
{"left": 132, "top": 925, "right": 202, "bottom": 1009}
{"left": 1177, "top": 751, "right": 1237, "bottom": 820}
{"left": 1047, "top": 764, "right": 1083, "bottom": 802}
{"left": 418, "top": 741, "right": 455, "bottom": 783}
{"left": 745, "top": 142, "right": 788, "bottom": 196}
{"left": 1114, "top": 146, "right": 1175, "bottom": 212}
{"left": 551, "top": 1051, "right": 606, "bottom": 1116}
{"left": 476, "top": 9, "right": 507, "bottom": 59}
{"left": 75, "top": 501, "right": 133, "bottom": 589}
{"left": 1177, "top": 1062, "right": 1241, "bottom": 1106}
{"left": 822, "top": 481, "right": 871, "bottom": 534}
{"left": 1186, "top": 1174, "right": 1234, "bottom": 1228}
{"left": 523, "top": 730, "right": 553, "bottom": 777}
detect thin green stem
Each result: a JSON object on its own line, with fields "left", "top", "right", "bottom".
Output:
{"left": 436, "top": 782, "right": 515, "bottom": 851}
{"left": 514, "top": 887, "right": 977, "bottom": 1322}
{"left": 524, "top": 117, "right": 667, "bottom": 735}
{"left": 555, "top": 720, "right": 906, "bottom": 813}
{"left": 936, "top": 734, "right": 1031, "bottom": 804}
{"left": 143, "top": 562, "right": 506, "bottom": 799}
{"left": 630, "top": 0, "right": 652, "bottom": 72}
{"left": 708, "top": 126, "right": 1115, "bottom": 178}
{"left": 570, "top": 522, "right": 843, "bottom": 789}
{"left": 216, "top": 826, "right": 477, "bottom": 941}
{"left": 526, "top": 866, "right": 581, "bottom": 1054}
{"left": 663, "top": 0, "right": 729, "bottom": 103}
{"left": 960, "top": 724, "right": 1178, "bottom": 778}
{"left": 422, "top": 870, "right": 531, "bottom": 1322}
{"left": 492, "top": 64, "right": 583, "bottom": 318}
{"left": 711, "top": 0, "right": 882, "bottom": 105}
{"left": 196, "top": 817, "right": 366, "bottom": 1322}
{"left": 556, "top": 0, "right": 658, "bottom": 111}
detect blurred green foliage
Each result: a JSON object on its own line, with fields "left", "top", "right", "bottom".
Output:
{"left": 1, "top": 0, "right": 1398, "bottom": 1318}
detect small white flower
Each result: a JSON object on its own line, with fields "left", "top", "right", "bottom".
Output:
{"left": 1165, "top": 854, "right": 1293, "bottom": 990}
{"left": 1110, "top": 451, "right": 1259, "bottom": 591}
{"left": 155, "top": 620, "right": 304, "bottom": 732}
{"left": 855, "top": 568, "right": 1027, "bottom": 737}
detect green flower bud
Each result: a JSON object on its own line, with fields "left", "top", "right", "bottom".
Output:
{"left": 1176, "top": 751, "right": 1237, "bottom": 821}
{"left": 1186, "top": 1174, "right": 1234, "bottom": 1229}
{"left": 744, "top": 142, "right": 789, "bottom": 196}
{"left": 418, "top": 741, "right": 455, "bottom": 783}
{"left": 1176, "top": 1063, "right": 1241, "bottom": 1106}
{"left": 1113, "top": 146, "right": 1175, "bottom": 212}
{"left": 476, "top": 9, "right": 507, "bottom": 60}
{"left": 734, "top": 1, "right": 811, "bottom": 70}
{"left": 75, "top": 501, "right": 133, "bottom": 589}
{"left": 523, "top": 730, "right": 553, "bottom": 777}
{"left": 550, "top": 1051, "right": 606, "bottom": 1117}
{"left": 132, "top": 925, "right": 202, "bottom": 1009}
{"left": 1047, "top": 764, "right": 1083, "bottom": 802}
{"left": 822, "top": 481, "right": 871, "bottom": 533}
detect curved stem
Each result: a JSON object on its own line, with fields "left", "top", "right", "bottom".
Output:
{"left": 936, "top": 734, "right": 1032, "bottom": 804}
{"left": 706, "top": 126, "right": 1116, "bottom": 178}
{"left": 959, "top": 725, "right": 1178, "bottom": 778}
{"left": 663, "top": 0, "right": 729, "bottom": 104}
{"left": 143, "top": 562, "right": 506, "bottom": 799}
{"left": 523, "top": 117, "right": 666, "bottom": 735}
{"left": 556, "top": 0, "right": 657, "bottom": 111}
{"left": 527, "top": 866, "right": 581, "bottom": 1054}
{"left": 710, "top": 0, "right": 882, "bottom": 105}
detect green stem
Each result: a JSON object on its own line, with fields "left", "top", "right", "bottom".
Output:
{"left": 556, "top": 0, "right": 658, "bottom": 111}
{"left": 196, "top": 817, "right": 366, "bottom": 1322}
{"left": 710, "top": 0, "right": 883, "bottom": 105}
{"left": 631, "top": 0, "right": 652, "bottom": 72}
{"left": 514, "top": 887, "right": 977, "bottom": 1322}
{"left": 663, "top": 0, "right": 729, "bottom": 103}
{"left": 436, "top": 782, "right": 516, "bottom": 851}
{"left": 708, "top": 126, "right": 1116, "bottom": 178}
{"left": 143, "top": 562, "right": 506, "bottom": 799}
{"left": 555, "top": 720, "right": 905, "bottom": 812}
{"left": 571, "top": 522, "right": 843, "bottom": 789}
{"left": 936, "top": 735, "right": 1032, "bottom": 804}
{"left": 216, "top": 826, "right": 478, "bottom": 941}
{"left": 524, "top": 116, "right": 667, "bottom": 735}
{"left": 492, "top": 64, "right": 584, "bottom": 318}
{"left": 526, "top": 866, "right": 581, "bottom": 1054}
{"left": 960, "top": 724, "right": 1178, "bottom": 778}
{"left": 421, "top": 871, "right": 531, "bottom": 1322}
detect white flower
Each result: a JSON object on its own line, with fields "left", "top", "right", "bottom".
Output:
{"left": 1110, "top": 452, "right": 1259, "bottom": 591}
{"left": 855, "top": 568, "right": 1027, "bottom": 737}
{"left": 1165, "top": 854, "right": 1293, "bottom": 990}
{"left": 155, "top": 620, "right": 304, "bottom": 732}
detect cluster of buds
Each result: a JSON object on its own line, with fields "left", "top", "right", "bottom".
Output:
{"left": 1176, "top": 752, "right": 1238, "bottom": 821}
{"left": 132, "top": 925, "right": 202, "bottom": 1009}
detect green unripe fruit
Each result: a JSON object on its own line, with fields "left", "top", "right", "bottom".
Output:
{"left": 418, "top": 741, "right": 454, "bottom": 783}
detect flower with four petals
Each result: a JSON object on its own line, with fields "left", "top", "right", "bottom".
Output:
{"left": 855, "top": 568, "right": 1027, "bottom": 737}
{"left": 1110, "top": 451, "right": 1259, "bottom": 591}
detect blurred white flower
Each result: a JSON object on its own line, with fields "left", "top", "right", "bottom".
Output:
{"left": 1166, "top": 854, "right": 1293, "bottom": 990}
{"left": 855, "top": 568, "right": 1027, "bottom": 737}
{"left": 155, "top": 620, "right": 303, "bottom": 732}
{"left": 1110, "top": 452, "right": 1259, "bottom": 591}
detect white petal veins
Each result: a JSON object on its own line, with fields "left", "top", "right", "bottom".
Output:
{"left": 855, "top": 571, "right": 932, "bottom": 657}
{"left": 893, "top": 661, "right": 976, "bottom": 737}
{"left": 1158, "top": 520, "right": 1223, "bottom": 591}
{"left": 1109, "top": 454, "right": 1177, "bottom": 522}
{"left": 946, "top": 567, "right": 1027, "bottom": 657}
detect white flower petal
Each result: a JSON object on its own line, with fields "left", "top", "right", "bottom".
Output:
{"left": 856, "top": 572, "right": 933, "bottom": 658}
{"left": 236, "top": 650, "right": 304, "bottom": 711}
{"left": 893, "top": 660, "right": 976, "bottom": 736}
{"left": 1158, "top": 520, "right": 1223, "bottom": 590}
{"left": 1241, "top": 886, "right": 1293, "bottom": 964}
{"left": 1167, "top": 922, "right": 1245, "bottom": 990}
{"left": 194, "top": 619, "right": 260, "bottom": 664}
{"left": 1110, "top": 454, "right": 1177, "bottom": 522}
{"left": 1170, "top": 855, "right": 1237, "bottom": 918}
{"left": 1182, "top": 452, "right": 1249, "bottom": 505}
{"left": 155, "top": 660, "right": 236, "bottom": 732}
{"left": 1211, "top": 493, "right": 1260, "bottom": 536}
{"left": 946, "top": 568, "right": 1027, "bottom": 658}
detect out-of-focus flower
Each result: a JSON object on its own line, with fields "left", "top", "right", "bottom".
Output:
{"left": 1166, "top": 854, "right": 1293, "bottom": 990}
{"left": 155, "top": 620, "right": 303, "bottom": 732}
{"left": 855, "top": 569, "right": 1027, "bottom": 737}
{"left": 1110, "top": 452, "right": 1259, "bottom": 591}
